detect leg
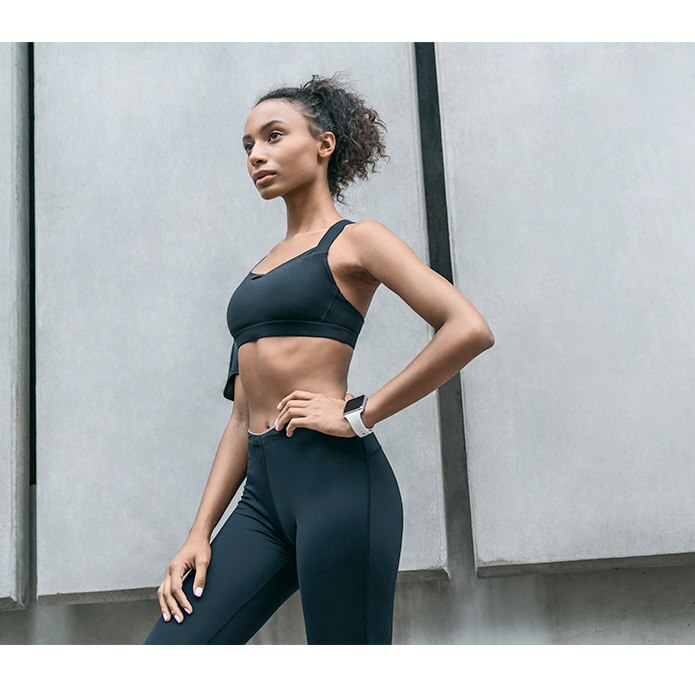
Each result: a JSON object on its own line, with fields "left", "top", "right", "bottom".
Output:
{"left": 295, "top": 438, "right": 403, "bottom": 644}
{"left": 144, "top": 486, "right": 298, "bottom": 644}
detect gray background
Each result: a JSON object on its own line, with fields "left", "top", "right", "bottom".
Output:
{"left": 439, "top": 42, "right": 695, "bottom": 575}
{"left": 2, "top": 42, "right": 695, "bottom": 643}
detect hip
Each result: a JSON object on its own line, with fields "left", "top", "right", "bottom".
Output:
{"left": 245, "top": 425, "right": 400, "bottom": 510}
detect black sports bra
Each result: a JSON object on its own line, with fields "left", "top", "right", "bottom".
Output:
{"left": 223, "top": 218, "right": 365, "bottom": 401}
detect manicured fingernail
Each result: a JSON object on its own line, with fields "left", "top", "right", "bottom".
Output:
{"left": 277, "top": 402, "right": 281, "bottom": 409}
{"left": 275, "top": 418, "right": 279, "bottom": 430}
{"left": 195, "top": 587, "right": 203, "bottom": 597}
{"left": 162, "top": 613, "right": 169, "bottom": 621}
{"left": 175, "top": 614, "right": 182, "bottom": 623}
{"left": 184, "top": 607, "right": 192, "bottom": 614}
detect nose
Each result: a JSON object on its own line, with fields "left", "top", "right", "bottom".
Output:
{"left": 248, "top": 144, "right": 267, "bottom": 166}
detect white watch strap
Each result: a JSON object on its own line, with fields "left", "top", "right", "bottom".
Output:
{"left": 344, "top": 408, "right": 374, "bottom": 437}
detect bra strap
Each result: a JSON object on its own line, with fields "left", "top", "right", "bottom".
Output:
{"left": 316, "top": 219, "right": 353, "bottom": 252}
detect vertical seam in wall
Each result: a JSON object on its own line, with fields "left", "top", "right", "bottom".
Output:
{"left": 28, "top": 43, "right": 35, "bottom": 488}
{"left": 414, "top": 42, "right": 452, "bottom": 282}
{"left": 27, "top": 42, "right": 37, "bottom": 608}
{"left": 413, "top": 42, "right": 472, "bottom": 580}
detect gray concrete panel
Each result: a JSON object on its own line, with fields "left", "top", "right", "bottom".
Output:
{"left": 0, "top": 43, "right": 31, "bottom": 611}
{"left": 437, "top": 43, "right": 695, "bottom": 575}
{"left": 34, "top": 42, "right": 447, "bottom": 604}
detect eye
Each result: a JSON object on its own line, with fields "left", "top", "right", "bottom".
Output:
{"left": 243, "top": 131, "right": 282, "bottom": 154}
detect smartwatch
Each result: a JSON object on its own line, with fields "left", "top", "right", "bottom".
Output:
{"left": 343, "top": 394, "right": 374, "bottom": 437}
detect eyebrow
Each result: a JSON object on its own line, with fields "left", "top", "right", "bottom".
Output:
{"left": 242, "top": 119, "right": 288, "bottom": 143}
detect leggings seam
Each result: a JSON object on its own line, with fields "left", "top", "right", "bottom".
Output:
{"left": 366, "top": 445, "right": 381, "bottom": 460}
{"left": 205, "top": 560, "right": 290, "bottom": 644}
{"left": 259, "top": 444, "right": 294, "bottom": 547}
{"left": 361, "top": 439, "right": 372, "bottom": 644}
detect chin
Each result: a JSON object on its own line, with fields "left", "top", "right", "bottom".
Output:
{"left": 258, "top": 188, "right": 282, "bottom": 201}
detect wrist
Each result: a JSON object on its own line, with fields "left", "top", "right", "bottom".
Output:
{"left": 188, "top": 523, "right": 212, "bottom": 540}
{"left": 360, "top": 399, "right": 378, "bottom": 430}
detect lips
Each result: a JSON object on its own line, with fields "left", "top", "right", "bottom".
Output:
{"left": 256, "top": 173, "right": 275, "bottom": 185}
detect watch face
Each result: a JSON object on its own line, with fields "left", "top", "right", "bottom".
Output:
{"left": 344, "top": 395, "right": 366, "bottom": 413}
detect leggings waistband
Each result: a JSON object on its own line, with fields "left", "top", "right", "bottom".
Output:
{"left": 247, "top": 425, "right": 380, "bottom": 452}
{"left": 247, "top": 425, "right": 287, "bottom": 447}
{"left": 247, "top": 426, "right": 276, "bottom": 436}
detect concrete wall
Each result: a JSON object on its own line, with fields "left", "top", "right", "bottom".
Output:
{"left": 0, "top": 42, "right": 31, "bottom": 612}
{"left": 2, "top": 42, "right": 695, "bottom": 644}
{"left": 439, "top": 42, "right": 695, "bottom": 577}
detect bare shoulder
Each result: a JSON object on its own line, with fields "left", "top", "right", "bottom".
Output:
{"left": 344, "top": 218, "right": 486, "bottom": 332}
{"left": 344, "top": 218, "right": 407, "bottom": 285}
{"left": 345, "top": 219, "right": 420, "bottom": 284}
{"left": 348, "top": 218, "right": 396, "bottom": 243}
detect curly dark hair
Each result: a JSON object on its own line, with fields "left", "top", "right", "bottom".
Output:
{"left": 254, "top": 72, "right": 389, "bottom": 205}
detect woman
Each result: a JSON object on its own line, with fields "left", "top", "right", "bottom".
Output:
{"left": 143, "top": 73, "right": 494, "bottom": 645}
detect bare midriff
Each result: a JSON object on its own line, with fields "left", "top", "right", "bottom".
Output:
{"left": 241, "top": 336, "right": 355, "bottom": 433}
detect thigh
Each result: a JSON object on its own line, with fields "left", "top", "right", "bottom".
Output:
{"left": 143, "top": 501, "right": 298, "bottom": 645}
{"left": 295, "top": 436, "right": 403, "bottom": 644}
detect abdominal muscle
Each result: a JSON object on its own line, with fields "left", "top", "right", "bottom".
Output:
{"left": 239, "top": 336, "right": 354, "bottom": 433}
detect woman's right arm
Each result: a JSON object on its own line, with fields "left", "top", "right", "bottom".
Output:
{"left": 187, "top": 386, "right": 250, "bottom": 540}
{"left": 156, "top": 373, "right": 249, "bottom": 624}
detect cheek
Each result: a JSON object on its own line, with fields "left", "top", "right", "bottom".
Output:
{"left": 275, "top": 160, "right": 307, "bottom": 190}
{"left": 288, "top": 148, "right": 317, "bottom": 178}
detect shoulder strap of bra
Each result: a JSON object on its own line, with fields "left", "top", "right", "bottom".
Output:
{"left": 316, "top": 219, "right": 353, "bottom": 252}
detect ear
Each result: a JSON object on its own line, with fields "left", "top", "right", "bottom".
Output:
{"left": 317, "top": 130, "right": 336, "bottom": 159}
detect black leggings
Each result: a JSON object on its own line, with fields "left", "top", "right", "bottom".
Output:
{"left": 143, "top": 425, "right": 403, "bottom": 644}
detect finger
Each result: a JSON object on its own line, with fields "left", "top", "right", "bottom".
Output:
{"left": 171, "top": 569, "right": 193, "bottom": 617}
{"left": 279, "top": 406, "right": 305, "bottom": 432}
{"left": 286, "top": 416, "right": 308, "bottom": 437}
{"left": 277, "top": 402, "right": 307, "bottom": 430}
{"left": 277, "top": 390, "right": 314, "bottom": 412}
{"left": 162, "top": 577, "right": 181, "bottom": 623}
{"left": 193, "top": 556, "right": 210, "bottom": 599}
{"left": 276, "top": 405, "right": 288, "bottom": 431}
{"left": 275, "top": 401, "right": 291, "bottom": 430}
{"left": 157, "top": 585, "right": 170, "bottom": 622}
{"left": 164, "top": 566, "right": 186, "bottom": 623}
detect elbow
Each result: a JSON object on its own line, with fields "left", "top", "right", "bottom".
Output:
{"left": 474, "top": 316, "right": 495, "bottom": 348}
{"left": 445, "top": 316, "right": 495, "bottom": 353}
{"left": 468, "top": 324, "right": 495, "bottom": 351}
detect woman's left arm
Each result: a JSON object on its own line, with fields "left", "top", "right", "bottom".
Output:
{"left": 353, "top": 219, "right": 495, "bottom": 430}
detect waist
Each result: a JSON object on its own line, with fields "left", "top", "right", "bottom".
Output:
{"left": 246, "top": 386, "right": 346, "bottom": 435}
{"left": 246, "top": 424, "right": 381, "bottom": 453}
{"left": 240, "top": 340, "right": 351, "bottom": 426}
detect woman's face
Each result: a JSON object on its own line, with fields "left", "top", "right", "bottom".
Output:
{"left": 242, "top": 98, "right": 333, "bottom": 201}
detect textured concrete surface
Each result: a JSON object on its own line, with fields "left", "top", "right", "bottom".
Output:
{"left": 438, "top": 42, "right": 695, "bottom": 576}
{"left": 0, "top": 42, "right": 31, "bottom": 611}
